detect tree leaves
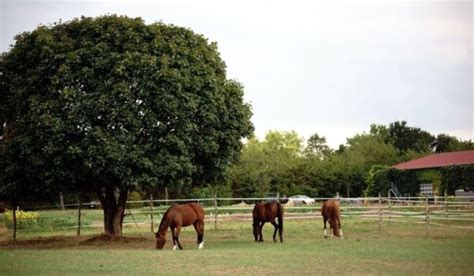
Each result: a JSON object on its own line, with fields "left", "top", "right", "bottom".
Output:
{"left": 0, "top": 15, "right": 253, "bottom": 203}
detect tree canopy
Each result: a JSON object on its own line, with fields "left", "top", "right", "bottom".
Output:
{"left": 0, "top": 15, "right": 253, "bottom": 234}
{"left": 229, "top": 122, "right": 473, "bottom": 199}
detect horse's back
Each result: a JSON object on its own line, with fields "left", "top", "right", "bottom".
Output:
{"left": 265, "top": 201, "right": 278, "bottom": 217}
{"left": 321, "top": 199, "right": 340, "bottom": 219}
{"left": 253, "top": 201, "right": 282, "bottom": 222}
{"left": 176, "top": 203, "right": 204, "bottom": 226}
{"left": 188, "top": 202, "right": 205, "bottom": 221}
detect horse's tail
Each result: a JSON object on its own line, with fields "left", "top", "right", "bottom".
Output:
{"left": 277, "top": 202, "right": 284, "bottom": 240}
{"left": 329, "top": 200, "right": 341, "bottom": 237}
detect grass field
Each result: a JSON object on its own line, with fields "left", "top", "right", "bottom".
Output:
{"left": 1, "top": 216, "right": 474, "bottom": 275}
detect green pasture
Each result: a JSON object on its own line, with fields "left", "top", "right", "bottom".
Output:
{"left": 1, "top": 214, "right": 474, "bottom": 275}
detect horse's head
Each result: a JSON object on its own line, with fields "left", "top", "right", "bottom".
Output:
{"left": 155, "top": 231, "right": 166, "bottom": 250}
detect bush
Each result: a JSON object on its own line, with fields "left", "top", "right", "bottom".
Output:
{"left": 365, "top": 166, "right": 420, "bottom": 197}
{"left": 440, "top": 165, "right": 474, "bottom": 195}
{"left": 364, "top": 165, "right": 390, "bottom": 197}
{"left": 128, "top": 191, "right": 144, "bottom": 208}
{"left": 4, "top": 209, "right": 40, "bottom": 229}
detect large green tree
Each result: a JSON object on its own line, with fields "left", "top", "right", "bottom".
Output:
{"left": 433, "top": 134, "right": 474, "bottom": 153}
{"left": 304, "top": 133, "right": 332, "bottom": 158}
{"left": 0, "top": 15, "right": 253, "bottom": 235}
{"left": 335, "top": 131, "right": 400, "bottom": 196}
{"left": 388, "top": 121, "right": 435, "bottom": 153}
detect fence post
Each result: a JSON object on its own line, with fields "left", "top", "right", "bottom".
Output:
{"left": 444, "top": 189, "right": 448, "bottom": 218}
{"left": 388, "top": 190, "right": 391, "bottom": 224}
{"left": 150, "top": 194, "right": 154, "bottom": 233}
{"left": 425, "top": 195, "right": 429, "bottom": 236}
{"left": 13, "top": 206, "right": 17, "bottom": 241}
{"left": 165, "top": 187, "right": 169, "bottom": 206}
{"left": 77, "top": 199, "right": 82, "bottom": 236}
{"left": 214, "top": 190, "right": 218, "bottom": 231}
{"left": 59, "top": 192, "right": 65, "bottom": 210}
{"left": 378, "top": 192, "right": 382, "bottom": 231}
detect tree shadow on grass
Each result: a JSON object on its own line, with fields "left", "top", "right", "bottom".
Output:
{"left": 0, "top": 234, "right": 152, "bottom": 250}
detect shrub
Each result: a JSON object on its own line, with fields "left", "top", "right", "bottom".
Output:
{"left": 440, "top": 165, "right": 474, "bottom": 195}
{"left": 128, "top": 191, "right": 144, "bottom": 208}
{"left": 4, "top": 209, "right": 40, "bottom": 229}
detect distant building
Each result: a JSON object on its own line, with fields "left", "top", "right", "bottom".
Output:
{"left": 393, "top": 150, "right": 474, "bottom": 195}
{"left": 393, "top": 150, "right": 474, "bottom": 170}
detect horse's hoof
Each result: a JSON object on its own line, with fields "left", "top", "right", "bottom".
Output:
{"left": 173, "top": 245, "right": 178, "bottom": 251}
{"left": 273, "top": 240, "right": 277, "bottom": 243}
{"left": 198, "top": 242, "right": 204, "bottom": 249}
{"left": 324, "top": 236, "right": 328, "bottom": 239}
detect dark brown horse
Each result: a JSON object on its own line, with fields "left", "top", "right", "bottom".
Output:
{"left": 252, "top": 201, "right": 284, "bottom": 242}
{"left": 321, "top": 199, "right": 343, "bottom": 238}
{"left": 155, "top": 203, "right": 205, "bottom": 250}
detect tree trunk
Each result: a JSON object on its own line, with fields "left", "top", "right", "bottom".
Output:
{"left": 97, "top": 186, "right": 128, "bottom": 236}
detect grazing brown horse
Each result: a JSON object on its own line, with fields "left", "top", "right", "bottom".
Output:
{"left": 253, "top": 201, "right": 284, "bottom": 242}
{"left": 155, "top": 203, "right": 205, "bottom": 250}
{"left": 321, "top": 199, "right": 343, "bottom": 238}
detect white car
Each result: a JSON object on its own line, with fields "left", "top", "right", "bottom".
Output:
{"left": 289, "top": 195, "right": 315, "bottom": 205}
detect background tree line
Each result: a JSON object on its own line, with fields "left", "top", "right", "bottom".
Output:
{"left": 230, "top": 121, "right": 474, "bottom": 199}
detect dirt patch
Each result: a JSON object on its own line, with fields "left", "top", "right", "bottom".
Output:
{"left": 0, "top": 236, "right": 78, "bottom": 249}
{"left": 80, "top": 234, "right": 149, "bottom": 245}
{"left": 0, "top": 234, "right": 153, "bottom": 250}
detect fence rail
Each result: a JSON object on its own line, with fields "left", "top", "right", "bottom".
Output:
{"left": 2, "top": 195, "right": 474, "bottom": 240}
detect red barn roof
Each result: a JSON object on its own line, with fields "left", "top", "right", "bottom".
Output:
{"left": 393, "top": 150, "right": 474, "bottom": 170}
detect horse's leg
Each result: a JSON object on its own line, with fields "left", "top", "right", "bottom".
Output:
{"left": 193, "top": 221, "right": 204, "bottom": 249}
{"left": 175, "top": 225, "right": 183, "bottom": 250}
{"left": 198, "top": 221, "right": 205, "bottom": 249}
{"left": 323, "top": 217, "right": 328, "bottom": 238}
{"left": 270, "top": 219, "right": 278, "bottom": 243}
{"left": 170, "top": 227, "right": 178, "bottom": 251}
{"left": 329, "top": 220, "right": 334, "bottom": 239}
{"left": 253, "top": 217, "right": 260, "bottom": 242}
{"left": 279, "top": 216, "right": 283, "bottom": 243}
{"left": 258, "top": 222, "right": 265, "bottom": 242}
{"left": 338, "top": 216, "right": 343, "bottom": 239}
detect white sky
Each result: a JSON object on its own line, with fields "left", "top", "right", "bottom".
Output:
{"left": 1, "top": 0, "right": 473, "bottom": 148}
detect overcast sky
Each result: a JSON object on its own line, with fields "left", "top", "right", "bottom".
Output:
{"left": 1, "top": 0, "right": 472, "bottom": 148}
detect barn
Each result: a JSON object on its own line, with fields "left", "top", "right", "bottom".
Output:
{"left": 393, "top": 150, "right": 474, "bottom": 196}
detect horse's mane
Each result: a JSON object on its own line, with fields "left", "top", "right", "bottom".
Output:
{"left": 158, "top": 203, "right": 179, "bottom": 233}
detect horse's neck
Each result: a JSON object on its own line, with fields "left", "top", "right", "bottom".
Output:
{"left": 158, "top": 214, "right": 171, "bottom": 234}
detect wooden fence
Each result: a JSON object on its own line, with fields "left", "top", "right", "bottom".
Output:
{"left": 3, "top": 195, "right": 474, "bottom": 240}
